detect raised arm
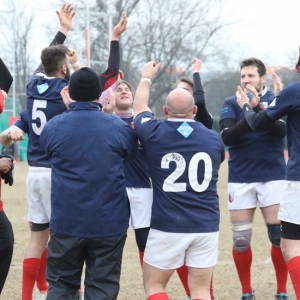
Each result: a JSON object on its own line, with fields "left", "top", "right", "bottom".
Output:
{"left": 192, "top": 58, "right": 212, "bottom": 128}
{"left": 35, "top": 4, "right": 76, "bottom": 73}
{"left": 99, "top": 12, "right": 128, "bottom": 91}
{"left": 133, "top": 61, "right": 162, "bottom": 119}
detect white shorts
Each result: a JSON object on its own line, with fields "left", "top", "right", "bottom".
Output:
{"left": 278, "top": 181, "right": 300, "bottom": 225}
{"left": 144, "top": 229, "right": 218, "bottom": 269}
{"left": 228, "top": 180, "right": 285, "bottom": 210}
{"left": 127, "top": 187, "right": 153, "bottom": 229}
{"left": 26, "top": 166, "right": 51, "bottom": 224}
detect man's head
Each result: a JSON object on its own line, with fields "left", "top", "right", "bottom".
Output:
{"left": 41, "top": 45, "right": 71, "bottom": 80}
{"left": 69, "top": 67, "right": 102, "bottom": 102}
{"left": 163, "top": 88, "right": 196, "bottom": 119}
{"left": 114, "top": 80, "right": 133, "bottom": 112}
{"left": 240, "top": 57, "right": 266, "bottom": 94}
{"left": 176, "top": 77, "right": 194, "bottom": 95}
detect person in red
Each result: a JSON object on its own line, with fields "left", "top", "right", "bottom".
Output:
{"left": 0, "top": 57, "right": 14, "bottom": 295}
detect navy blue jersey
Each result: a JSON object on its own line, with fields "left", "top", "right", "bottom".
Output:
{"left": 121, "top": 116, "right": 151, "bottom": 188}
{"left": 40, "top": 102, "right": 137, "bottom": 238}
{"left": 134, "top": 112, "right": 224, "bottom": 233}
{"left": 266, "top": 82, "right": 300, "bottom": 180}
{"left": 26, "top": 73, "right": 68, "bottom": 167}
{"left": 14, "top": 110, "right": 29, "bottom": 133}
{"left": 220, "top": 89, "right": 286, "bottom": 183}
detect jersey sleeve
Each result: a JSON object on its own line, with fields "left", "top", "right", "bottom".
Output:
{"left": 13, "top": 110, "right": 29, "bottom": 133}
{"left": 134, "top": 111, "right": 158, "bottom": 147}
{"left": 220, "top": 97, "right": 237, "bottom": 121}
{"left": 266, "top": 84, "right": 297, "bottom": 121}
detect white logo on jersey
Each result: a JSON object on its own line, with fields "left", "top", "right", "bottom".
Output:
{"left": 269, "top": 98, "right": 276, "bottom": 107}
{"left": 141, "top": 117, "right": 151, "bottom": 124}
{"left": 261, "top": 102, "right": 268, "bottom": 109}
{"left": 177, "top": 121, "right": 194, "bottom": 138}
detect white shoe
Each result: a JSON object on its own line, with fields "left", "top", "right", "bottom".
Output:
{"left": 34, "top": 289, "right": 47, "bottom": 300}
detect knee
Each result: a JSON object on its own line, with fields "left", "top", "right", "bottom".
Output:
{"left": 267, "top": 223, "right": 281, "bottom": 247}
{"left": 232, "top": 222, "right": 252, "bottom": 253}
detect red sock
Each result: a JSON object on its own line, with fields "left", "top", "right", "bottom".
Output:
{"left": 176, "top": 264, "right": 190, "bottom": 297}
{"left": 147, "top": 292, "right": 169, "bottom": 300}
{"left": 232, "top": 247, "right": 252, "bottom": 294}
{"left": 210, "top": 274, "right": 214, "bottom": 299}
{"left": 36, "top": 248, "right": 48, "bottom": 292}
{"left": 22, "top": 258, "right": 41, "bottom": 300}
{"left": 271, "top": 245, "right": 288, "bottom": 294}
{"left": 139, "top": 252, "right": 144, "bottom": 268}
{"left": 287, "top": 256, "right": 300, "bottom": 299}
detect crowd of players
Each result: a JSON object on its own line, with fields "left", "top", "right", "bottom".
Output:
{"left": 0, "top": 3, "right": 300, "bottom": 300}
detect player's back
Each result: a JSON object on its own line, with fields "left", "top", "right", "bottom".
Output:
{"left": 139, "top": 117, "right": 224, "bottom": 233}
{"left": 26, "top": 73, "right": 68, "bottom": 167}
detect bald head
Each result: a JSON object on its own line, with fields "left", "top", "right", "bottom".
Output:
{"left": 164, "top": 88, "right": 196, "bottom": 119}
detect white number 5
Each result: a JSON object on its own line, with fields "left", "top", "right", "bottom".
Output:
{"left": 161, "top": 152, "right": 212, "bottom": 192}
{"left": 32, "top": 100, "right": 47, "bottom": 135}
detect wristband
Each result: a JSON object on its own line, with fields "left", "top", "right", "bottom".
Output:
{"left": 140, "top": 78, "right": 152, "bottom": 85}
{"left": 71, "top": 61, "right": 80, "bottom": 67}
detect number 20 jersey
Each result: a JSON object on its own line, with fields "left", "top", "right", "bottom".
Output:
{"left": 134, "top": 112, "right": 225, "bottom": 233}
{"left": 26, "top": 73, "right": 68, "bottom": 167}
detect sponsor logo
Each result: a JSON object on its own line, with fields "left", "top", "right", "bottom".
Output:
{"left": 36, "top": 83, "right": 49, "bottom": 94}
{"left": 177, "top": 121, "right": 194, "bottom": 138}
{"left": 269, "top": 98, "right": 276, "bottom": 107}
{"left": 141, "top": 117, "right": 151, "bottom": 124}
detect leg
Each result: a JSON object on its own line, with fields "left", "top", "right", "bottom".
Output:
{"left": 261, "top": 204, "right": 288, "bottom": 295}
{"left": 22, "top": 225, "right": 49, "bottom": 300}
{"left": 47, "top": 231, "right": 84, "bottom": 300}
{"left": 0, "top": 210, "right": 14, "bottom": 294}
{"left": 281, "top": 221, "right": 300, "bottom": 299}
{"left": 36, "top": 248, "right": 48, "bottom": 292}
{"left": 230, "top": 208, "right": 255, "bottom": 295}
{"left": 143, "top": 262, "right": 173, "bottom": 299}
{"left": 188, "top": 266, "right": 213, "bottom": 300}
{"left": 84, "top": 233, "right": 126, "bottom": 300}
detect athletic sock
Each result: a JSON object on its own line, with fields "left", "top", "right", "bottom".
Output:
{"left": 147, "top": 292, "right": 169, "bottom": 300}
{"left": 36, "top": 248, "right": 48, "bottom": 292}
{"left": 22, "top": 258, "right": 40, "bottom": 300}
{"left": 176, "top": 264, "right": 190, "bottom": 297}
{"left": 271, "top": 245, "right": 288, "bottom": 294}
{"left": 232, "top": 247, "right": 252, "bottom": 294}
{"left": 287, "top": 256, "right": 300, "bottom": 299}
{"left": 139, "top": 251, "right": 144, "bottom": 268}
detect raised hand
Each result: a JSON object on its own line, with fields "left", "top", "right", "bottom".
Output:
{"left": 112, "top": 12, "right": 128, "bottom": 41}
{"left": 7, "top": 129, "right": 25, "bottom": 141}
{"left": 271, "top": 72, "right": 282, "bottom": 96}
{"left": 60, "top": 86, "right": 74, "bottom": 109}
{"left": 56, "top": 3, "right": 76, "bottom": 36}
{"left": 102, "top": 88, "right": 115, "bottom": 114}
{"left": 141, "top": 61, "right": 162, "bottom": 80}
{"left": 236, "top": 86, "right": 251, "bottom": 109}
{"left": 244, "top": 84, "right": 260, "bottom": 109}
{"left": 192, "top": 58, "right": 202, "bottom": 73}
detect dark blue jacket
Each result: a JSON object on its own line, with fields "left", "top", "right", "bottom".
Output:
{"left": 40, "top": 102, "right": 137, "bottom": 238}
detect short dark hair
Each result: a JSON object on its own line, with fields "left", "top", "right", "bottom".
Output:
{"left": 175, "top": 77, "right": 194, "bottom": 89}
{"left": 41, "top": 45, "right": 70, "bottom": 76}
{"left": 240, "top": 57, "right": 266, "bottom": 77}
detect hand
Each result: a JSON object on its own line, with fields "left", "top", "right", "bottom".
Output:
{"left": 8, "top": 129, "right": 24, "bottom": 141}
{"left": 236, "top": 86, "right": 251, "bottom": 109}
{"left": 56, "top": 3, "right": 76, "bottom": 36}
{"left": 67, "top": 48, "right": 79, "bottom": 65}
{"left": 1, "top": 89, "right": 7, "bottom": 100}
{"left": 141, "top": 61, "right": 162, "bottom": 80}
{"left": 192, "top": 58, "right": 202, "bottom": 73}
{"left": 0, "top": 157, "right": 12, "bottom": 173}
{"left": 112, "top": 12, "right": 128, "bottom": 41}
{"left": 244, "top": 84, "right": 260, "bottom": 108}
{"left": 60, "top": 86, "right": 74, "bottom": 109}
{"left": 102, "top": 88, "right": 115, "bottom": 114}
{"left": 118, "top": 70, "right": 125, "bottom": 80}
{"left": 271, "top": 72, "right": 282, "bottom": 96}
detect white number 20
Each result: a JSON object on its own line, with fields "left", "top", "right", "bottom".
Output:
{"left": 32, "top": 100, "right": 47, "bottom": 135}
{"left": 161, "top": 152, "right": 212, "bottom": 192}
